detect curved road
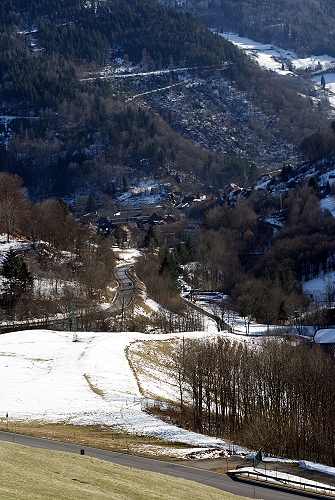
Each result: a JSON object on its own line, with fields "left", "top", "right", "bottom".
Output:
{"left": 109, "top": 264, "right": 136, "bottom": 313}
{"left": 0, "top": 431, "right": 317, "bottom": 499}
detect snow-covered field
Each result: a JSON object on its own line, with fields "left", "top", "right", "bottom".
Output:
{"left": 220, "top": 32, "right": 335, "bottom": 76}
{"left": 219, "top": 31, "right": 335, "bottom": 110}
{"left": 312, "top": 72, "right": 335, "bottom": 92}
{"left": 314, "top": 329, "right": 335, "bottom": 344}
{"left": 303, "top": 271, "right": 335, "bottom": 301}
{"left": 3, "top": 328, "right": 335, "bottom": 474}
{"left": 0, "top": 329, "right": 247, "bottom": 455}
{"left": 220, "top": 32, "right": 294, "bottom": 75}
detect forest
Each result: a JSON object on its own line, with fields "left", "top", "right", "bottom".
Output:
{"left": 0, "top": 171, "right": 120, "bottom": 330}
{"left": 0, "top": 0, "right": 331, "bottom": 200}
{"left": 170, "top": 337, "right": 335, "bottom": 465}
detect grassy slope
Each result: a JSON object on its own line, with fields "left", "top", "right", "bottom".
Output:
{"left": 0, "top": 442, "right": 246, "bottom": 500}
{"left": 0, "top": 421, "right": 188, "bottom": 456}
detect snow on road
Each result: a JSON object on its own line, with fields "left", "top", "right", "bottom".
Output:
{"left": 0, "top": 329, "right": 247, "bottom": 454}
{"left": 81, "top": 64, "right": 228, "bottom": 82}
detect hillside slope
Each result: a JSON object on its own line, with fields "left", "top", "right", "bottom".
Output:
{"left": 0, "top": 441, "right": 243, "bottom": 500}
{"left": 0, "top": 0, "right": 329, "bottom": 199}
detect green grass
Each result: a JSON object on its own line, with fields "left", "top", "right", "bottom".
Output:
{"left": 0, "top": 442, "right": 247, "bottom": 500}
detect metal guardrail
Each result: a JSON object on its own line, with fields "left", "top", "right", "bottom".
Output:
{"left": 181, "top": 296, "right": 230, "bottom": 332}
{"left": 228, "top": 468, "right": 335, "bottom": 497}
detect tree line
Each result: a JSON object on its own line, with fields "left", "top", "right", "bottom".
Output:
{"left": 172, "top": 337, "right": 335, "bottom": 465}
{"left": 0, "top": 172, "right": 118, "bottom": 328}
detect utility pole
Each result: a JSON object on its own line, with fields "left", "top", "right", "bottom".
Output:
{"left": 69, "top": 304, "right": 78, "bottom": 341}
{"left": 121, "top": 296, "right": 125, "bottom": 331}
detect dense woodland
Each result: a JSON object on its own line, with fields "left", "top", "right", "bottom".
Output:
{"left": 0, "top": 0, "right": 330, "bottom": 199}
{"left": 0, "top": 0, "right": 238, "bottom": 102}
{"left": 0, "top": 0, "right": 252, "bottom": 196}
{"left": 2, "top": 94, "right": 245, "bottom": 197}
{"left": 0, "top": 172, "right": 119, "bottom": 329}
{"left": 171, "top": 337, "right": 335, "bottom": 465}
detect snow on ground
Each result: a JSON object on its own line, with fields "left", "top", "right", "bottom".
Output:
{"left": 134, "top": 445, "right": 227, "bottom": 460}
{"left": 263, "top": 456, "right": 298, "bottom": 464}
{"left": 112, "top": 246, "right": 142, "bottom": 266}
{"left": 144, "top": 298, "right": 168, "bottom": 315}
{"left": 0, "top": 237, "right": 30, "bottom": 265}
{"left": 320, "top": 169, "right": 335, "bottom": 186}
{"left": 234, "top": 467, "right": 335, "bottom": 495}
{"left": 3, "top": 329, "right": 335, "bottom": 469}
{"left": 219, "top": 30, "right": 335, "bottom": 110}
{"left": 300, "top": 461, "right": 335, "bottom": 478}
{"left": 311, "top": 72, "right": 335, "bottom": 109}
{"left": 187, "top": 292, "right": 229, "bottom": 303}
{"left": 312, "top": 72, "right": 335, "bottom": 92}
{"left": 220, "top": 32, "right": 335, "bottom": 76}
{"left": 0, "top": 329, "right": 247, "bottom": 454}
{"left": 117, "top": 180, "right": 167, "bottom": 207}
{"left": 314, "top": 329, "right": 335, "bottom": 344}
{"left": 33, "top": 278, "right": 79, "bottom": 298}
{"left": 218, "top": 32, "right": 294, "bottom": 75}
{"left": 0, "top": 237, "right": 31, "bottom": 292}
{"left": 196, "top": 299, "right": 273, "bottom": 336}
{"left": 303, "top": 271, "right": 335, "bottom": 301}
{"left": 321, "top": 195, "right": 335, "bottom": 217}
{"left": 117, "top": 192, "right": 163, "bottom": 208}
{"left": 180, "top": 289, "right": 280, "bottom": 339}
{"left": 294, "top": 55, "right": 335, "bottom": 72}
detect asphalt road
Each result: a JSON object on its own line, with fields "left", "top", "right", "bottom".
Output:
{"left": 109, "top": 264, "right": 135, "bottom": 313}
{"left": 0, "top": 431, "right": 318, "bottom": 499}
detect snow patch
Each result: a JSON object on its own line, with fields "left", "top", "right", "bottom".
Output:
{"left": 303, "top": 271, "right": 335, "bottom": 301}
{"left": 300, "top": 461, "right": 335, "bottom": 478}
{"left": 234, "top": 467, "right": 335, "bottom": 494}
{"left": 321, "top": 195, "right": 335, "bottom": 217}
{"left": 0, "top": 329, "right": 247, "bottom": 453}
